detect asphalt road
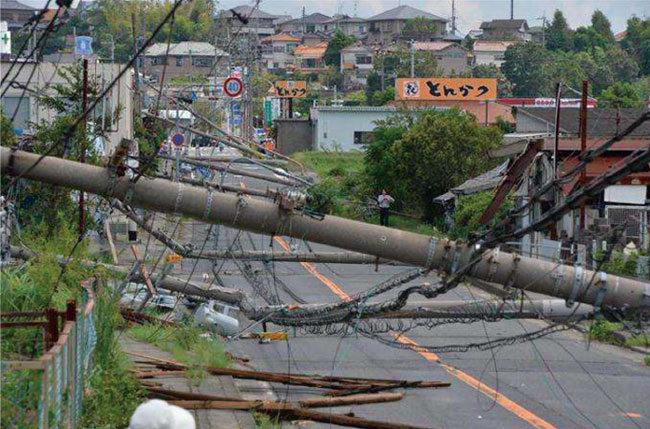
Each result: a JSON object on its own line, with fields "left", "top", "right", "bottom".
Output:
{"left": 172, "top": 149, "right": 650, "bottom": 429}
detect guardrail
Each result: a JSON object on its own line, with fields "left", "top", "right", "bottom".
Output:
{"left": 1, "top": 280, "right": 97, "bottom": 429}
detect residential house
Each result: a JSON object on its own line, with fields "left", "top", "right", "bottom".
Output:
{"left": 479, "top": 19, "right": 530, "bottom": 41}
{"left": 260, "top": 33, "right": 301, "bottom": 71}
{"left": 311, "top": 105, "right": 449, "bottom": 151}
{"left": 412, "top": 41, "right": 469, "bottom": 75}
{"left": 367, "top": 5, "right": 448, "bottom": 45}
{"left": 293, "top": 42, "right": 328, "bottom": 73}
{"left": 325, "top": 15, "right": 367, "bottom": 39}
{"left": 218, "top": 5, "right": 278, "bottom": 53}
{"left": 219, "top": 5, "right": 277, "bottom": 38}
{"left": 472, "top": 40, "right": 513, "bottom": 67}
{"left": 529, "top": 26, "right": 544, "bottom": 44}
{"left": 340, "top": 43, "right": 373, "bottom": 86}
{"left": 301, "top": 31, "right": 332, "bottom": 47}
{"left": 278, "top": 13, "right": 332, "bottom": 35}
{"left": 508, "top": 107, "right": 650, "bottom": 249}
{"left": 0, "top": 60, "right": 133, "bottom": 154}
{"left": 143, "top": 42, "right": 229, "bottom": 86}
{"left": 0, "top": 0, "right": 36, "bottom": 30}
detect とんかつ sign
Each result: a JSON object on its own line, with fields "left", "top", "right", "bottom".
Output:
{"left": 274, "top": 80, "right": 307, "bottom": 98}
{"left": 396, "top": 78, "right": 497, "bottom": 101}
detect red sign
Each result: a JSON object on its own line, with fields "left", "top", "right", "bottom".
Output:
{"left": 223, "top": 77, "right": 243, "bottom": 98}
{"left": 171, "top": 133, "right": 184, "bottom": 147}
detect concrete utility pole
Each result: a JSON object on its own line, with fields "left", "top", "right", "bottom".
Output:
{"left": 451, "top": 0, "right": 457, "bottom": 34}
{"left": 510, "top": 0, "right": 514, "bottom": 19}
{"left": 579, "top": 80, "right": 588, "bottom": 234}
{"left": 2, "top": 148, "right": 649, "bottom": 311}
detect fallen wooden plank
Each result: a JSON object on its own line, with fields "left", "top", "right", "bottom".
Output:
{"left": 326, "top": 381, "right": 450, "bottom": 397}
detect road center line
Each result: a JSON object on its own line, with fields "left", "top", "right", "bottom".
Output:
{"left": 273, "top": 236, "right": 555, "bottom": 429}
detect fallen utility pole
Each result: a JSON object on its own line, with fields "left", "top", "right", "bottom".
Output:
{"left": 2, "top": 148, "right": 649, "bottom": 311}
{"left": 156, "top": 174, "right": 278, "bottom": 199}
{"left": 187, "top": 155, "right": 288, "bottom": 167}
{"left": 157, "top": 153, "right": 303, "bottom": 187}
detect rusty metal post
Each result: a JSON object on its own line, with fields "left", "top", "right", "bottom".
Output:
{"left": 553, "top": 82, "right": 562, "bottom": 179}
{"left": 66, "top": 299, "right": 76, "bottom": 322}
{"left": 579, "top": 80, "right": 588, "bottom": 234}
{"left": 45, "top": 308, "right": 59, "bottom": 349}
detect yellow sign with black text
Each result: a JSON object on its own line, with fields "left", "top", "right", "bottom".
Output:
{"left": 396, "top": 78, "right": 497, "bottom": 101}
{"left": 273, "top": 80, "right": 307, "bottom": 98}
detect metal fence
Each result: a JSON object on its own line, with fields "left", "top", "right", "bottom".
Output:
{"left": 1, "top": 281, "right": 97, "bottom": 429}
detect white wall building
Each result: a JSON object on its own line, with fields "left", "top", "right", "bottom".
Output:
{"left": 311, "top": 106, "right": 447, "bottom": 152}
{"left": 1, "top": 60, "right": 133, "bottom": 154}
{"left": 472, "top": 40, "right": 513, "bottom": 67}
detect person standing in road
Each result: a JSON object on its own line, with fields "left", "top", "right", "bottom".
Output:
{"left": 377, "top": 190, "right": 395, "bottom": 227}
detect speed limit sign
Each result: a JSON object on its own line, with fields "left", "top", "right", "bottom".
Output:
{"left": 223, "top": 77, "right": 244, "bottom": 98}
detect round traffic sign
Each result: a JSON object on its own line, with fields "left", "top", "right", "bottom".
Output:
{"left": 171, "top": 133, "right": 185, "bottom": 147}
{"left": 223, "top": 77, "right": 243, "bottom": 98}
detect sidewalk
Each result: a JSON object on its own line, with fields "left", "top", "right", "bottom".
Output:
{"left": 119, "top": 335, "right": 257, "bottom": 429}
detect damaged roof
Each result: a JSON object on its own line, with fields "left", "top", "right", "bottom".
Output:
{"left": 434, "top": 161, "right": 509, "bottom": 203}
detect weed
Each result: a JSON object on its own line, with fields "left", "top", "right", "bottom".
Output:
{"left": 644, "top": 356, "right": 650, "bottom": 367}
{"left": 254, "top": 412, "right": 282, "bottom": 428}
{"left": 127, "top": 324, "right": 231, "bottom": 382}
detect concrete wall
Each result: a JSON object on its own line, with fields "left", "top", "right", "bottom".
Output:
{"left": 275, "top": 118, "right": 313, "bottom": 155}
{"left": 515, "top": 113, "right": 554, "bottom": 133}
{"left": 313, "top": 108, "right": 397, "bottom": 151}
{"left": 1, "top": 61, "right": 133, "bottom": 155}
{"left": 145, "top": 55, "right": 229, "bottom": 85}
{"left": 473, "top": 51, "right": 506, "bottom": 67}
{"left": 435, "top": 46, "right": 468, "bottom": 75}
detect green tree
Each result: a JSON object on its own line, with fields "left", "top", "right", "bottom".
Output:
{"left": 470, "top": 64, "right": 512, "bottom": 96}
{"left": 621, "top": 17, "right": 650, "bottom": 76}
{"left": 501, "top": 42, "right": 552, "bottom": 96}
{"left": 449, "top": 191, "right": 512, "bottom": 239}
{"left": 599, "top": 82, "right": 644, "bottom": 108}
{"left": 402, "top": 17, "right": 440, "bottom": 39}
{"left": 369, "top": 88, "right": 395, "bottom": 106}
{"left": 546, "top": 10, "right": 573, "bottom": 51}
{"left": 321, "top": 65, "right": 344, "bottom": 89}
{"left": 323, "top": 30, "right": 355, "bottom": 66}
{"left": 591, "top": 10, "right": 616, "bottom": 45}
{"left": 364, "top": 109, "right": 502, "bottom": 219}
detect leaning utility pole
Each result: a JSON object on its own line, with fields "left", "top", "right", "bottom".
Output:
{"left": 2, "top": 148, "right": 649, "bottom": 311}
{"left": 79, "top": 59, "right": 89, "bottom": 237}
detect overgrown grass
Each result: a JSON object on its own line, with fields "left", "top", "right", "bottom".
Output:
{"left": 644, "top": 356, "right": 650, "bottom": 367}
{"left": 127, "top": 324, "right": 231, "bottom": 382}
{"left": 254, "top": 412, "right": 282, "bottom": 428}
{"left": 589, "top": 320, "right": 650, "bottom": 349}
{"left": 81, "top": 288, "right": 144, "bottom": 428}
{"left": 292, "top": 151, "right": 364, "bottom": 177}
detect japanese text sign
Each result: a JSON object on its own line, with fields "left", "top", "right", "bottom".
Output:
{"left": 274, "top": 80, "right": 307, "bottom": 98}
{"left": 396, "top": 78, "right": 497, "bottom": 101}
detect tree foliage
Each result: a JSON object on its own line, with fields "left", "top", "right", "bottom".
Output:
{"left": 323, "top": 30, "right": 355, "bottom": 66}
{"left": 621, "top": 17, "right": 650, "bottom": 76}
{"left": 546, "top": 10, "right": 573, "bottom": 51}
{"left": 599, "top": 82, "right": 645, "bottom": 108}
{"left": 501, "top": 42, "right": 552, "bottom": 96}
{"left": 402, "top": 17, "right": 440, "bottom": 39}
{"left": 364, "top": 109, "right": 502, "bottom": 219}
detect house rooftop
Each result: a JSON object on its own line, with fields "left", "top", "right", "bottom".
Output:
{"left": 480, "top": 19, "right": 528, "bottom": 30}
{"left": 1, "top": 0, "right": 35, "bottom": 10}
{"left": 472, "top": 40, "right": 514, "bottom": 51}
{"left": 517, "top": 107, "right": 650, "bottom": 137}
{"left": 294, "top": 42, "right": 328, "bottom": 56}
{"left": 222, "top": 5, "right": 277, "bottom": 20}
{"left": 367, "top": 5, "right": 448, "bottom": 22}
{"left": 434, "top": 161, "right": 509, "bottom": 203}
{"left": 144, "top": 42, "right": 228, "bottom": 57}
{"left": 412, "top": 41, "right": 460, "bottom": 51}
{"left": 260, "top": 33, "right": 301, "bottom": 43}
{"left": 282, "top": 12, "right": 332, "bottom": 25}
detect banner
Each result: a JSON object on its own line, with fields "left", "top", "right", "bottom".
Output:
{"left": 273, "top": 80, "right": 307, "bottom": 98}
{"left": 396, "top": 78, "right": 497, "bottom": 101}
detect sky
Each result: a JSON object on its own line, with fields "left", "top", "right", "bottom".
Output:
{"left": 19, "top": 0, "right": 649, "bottom": 35}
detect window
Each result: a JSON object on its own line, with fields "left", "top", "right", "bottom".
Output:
{"left": 151, "top": 56, "right": 167, "bottom": 66}
{"left": 175, "top": 56, "right": 184, "bottom": 66}
{"left": 286, "top": 43, "right": 298, "bottom": 53}
{"left": 192, "top": 57, "right": 212, "bottom": 67}
{"left": 355, "top": 55, "right": 372, "bottom": 64}
{"left": 273, "top": 62, "right": 279, "bottom": 68}
{"left": 354, "top": 131, "right": 373, "bottom": 145}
